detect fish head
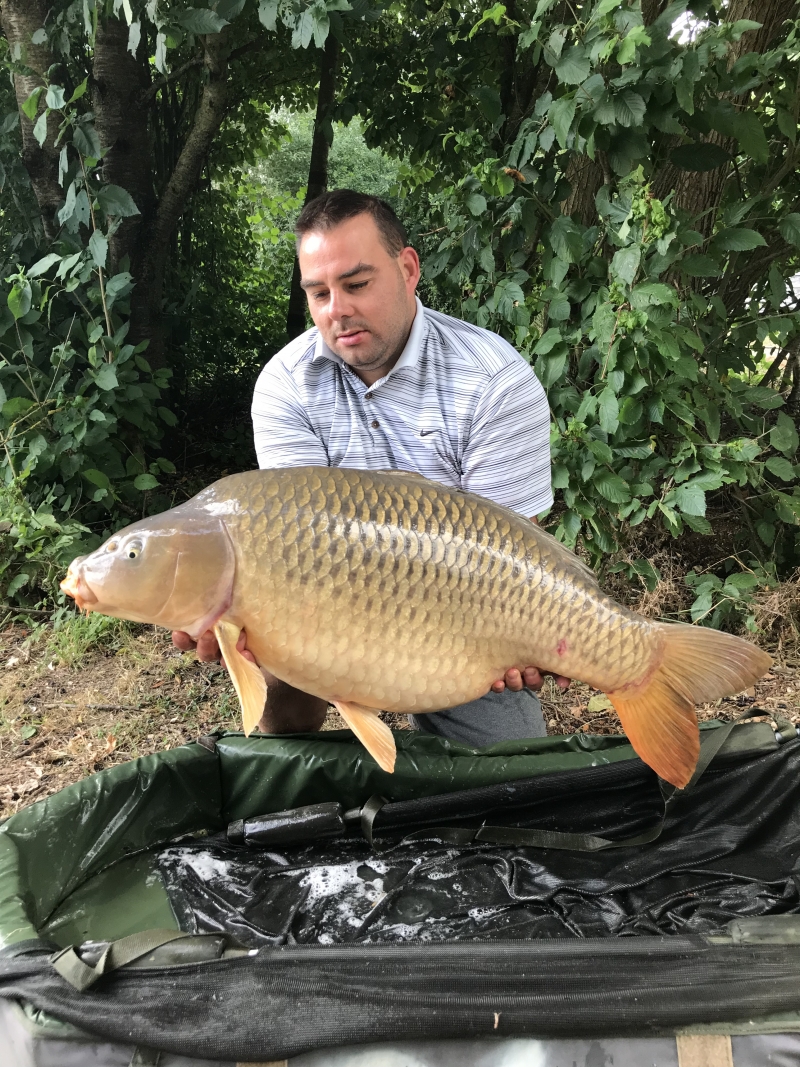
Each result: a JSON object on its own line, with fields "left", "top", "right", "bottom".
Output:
{"left": 60, "top": 507, "right": 235, "bottom": 635}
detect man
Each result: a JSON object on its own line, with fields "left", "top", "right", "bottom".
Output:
{"left": 174, "top": 189, "right": 568, "bottom": 741}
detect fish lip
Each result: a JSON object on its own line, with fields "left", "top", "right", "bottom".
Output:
{"left": 60, "top": 569, "right": 98, "bottom": 611}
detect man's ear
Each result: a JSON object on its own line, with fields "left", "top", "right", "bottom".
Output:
{"left": 398, "top": 245, "right": 421, "bottom": 290}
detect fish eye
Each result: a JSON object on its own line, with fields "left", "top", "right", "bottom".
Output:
{"left": 126, "top": 540, "right": 143, "bottom": 560}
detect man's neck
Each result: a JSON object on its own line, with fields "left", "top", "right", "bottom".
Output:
{"left": 354, "top": 301, "right": 417, "bottom": 386}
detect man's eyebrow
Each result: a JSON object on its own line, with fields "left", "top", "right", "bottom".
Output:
{"left": 300, "top": 263, "right": 376, "bottom": 290}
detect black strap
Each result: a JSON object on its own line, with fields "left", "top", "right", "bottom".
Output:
{"left": 402, "top": 715, "right": 753, "bottom": 853}
{"left": 51, "top": 929, "right": 190, "bottom": 991}
{"left": 360, "top": 794, "right": 387, "bottom": 846}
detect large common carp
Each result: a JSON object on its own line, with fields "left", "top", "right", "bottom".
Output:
{"left": 61, "top": 467, "right": 771, "bottom": 787}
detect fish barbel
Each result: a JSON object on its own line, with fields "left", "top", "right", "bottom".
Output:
{"left": 60, "top": 467, "right": 771, "bottom": 787}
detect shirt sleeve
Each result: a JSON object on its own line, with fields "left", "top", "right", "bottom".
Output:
{"left": 251, "top": 357, "right": 329, "bottom": 469}
{"left": 460, "top": 356, "right": 553, "bottom": 518}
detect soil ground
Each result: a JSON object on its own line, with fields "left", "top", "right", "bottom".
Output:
{"left": 2, "top": 605, "right": 798, "bottom": 819}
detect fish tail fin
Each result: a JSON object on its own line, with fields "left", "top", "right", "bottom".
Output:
{"left": 608, "top": 624, "right": 772, "bottom": 789}
{"left": 214, "top": 620, "right": 267, "bottom": 737}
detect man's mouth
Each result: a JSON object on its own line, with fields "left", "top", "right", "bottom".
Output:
{"left": 336, "top": 329, "right": 369, "bottom": 347}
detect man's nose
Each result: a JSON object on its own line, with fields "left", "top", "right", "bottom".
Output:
{"left": 328, "top": 286, "right": 355, "bottom": 319}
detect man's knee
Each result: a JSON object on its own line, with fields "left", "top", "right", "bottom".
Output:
{"left": 256, "top": 680, "right": 328, "bottom": 734}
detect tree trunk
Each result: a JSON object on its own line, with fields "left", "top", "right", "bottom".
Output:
{"left": 286, "top": 33, "right": 340, "bottom": 340}
{"left": 0, "top": 0, "right": 63, "bottom": 240}
{"left": 92, "top": 16, "right": 155, "bottom": 345}
{"left": 652, "top": 0, "right": 796, "bottom": 235}
{"left": 136, "top": 28, "right": 232, "bottom": 366}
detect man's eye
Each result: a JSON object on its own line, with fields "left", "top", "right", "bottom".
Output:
{"left": 350, "top": 282, "right": 367, "bottom": 291}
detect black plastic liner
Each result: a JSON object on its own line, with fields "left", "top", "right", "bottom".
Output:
{"left": 158, "top": 740, "right": 800, "bottom": 946}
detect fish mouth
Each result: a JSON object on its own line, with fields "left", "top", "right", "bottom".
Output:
{"left": 60, "top": 567, "right": 98, "bottom": 612}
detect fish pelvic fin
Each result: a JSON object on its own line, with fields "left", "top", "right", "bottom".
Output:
{"left": 332, "top": 700, "right": 396, "bottom": 773}
{"left": 214, "top": 620, "right": 267, "bottom": 737}
{"left": 608, "top": 624, "right": 772, "bottom": 789}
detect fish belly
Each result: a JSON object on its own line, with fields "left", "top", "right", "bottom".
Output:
{"left": 225, "top": 468, "right": 655, "bottom": 712}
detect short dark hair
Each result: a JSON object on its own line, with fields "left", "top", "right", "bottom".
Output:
{"left": 295, "top": 190, "right": 408, "bottom": 257}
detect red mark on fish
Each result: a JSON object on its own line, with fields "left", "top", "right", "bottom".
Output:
{"left": 556, "top": 639, "right": 568, "bottom": 657}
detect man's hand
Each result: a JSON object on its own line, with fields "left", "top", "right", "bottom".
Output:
{"left": 491, "top": 666, "right": 570, "bottom": 694}
{"left": 172, "top": 628, "right": 256, "bottom": 667}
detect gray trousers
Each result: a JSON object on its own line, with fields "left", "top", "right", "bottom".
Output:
{"left": 408, "top": 687, "right": 546, "bottom": 747}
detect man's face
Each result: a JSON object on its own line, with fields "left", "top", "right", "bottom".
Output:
{"left": 298, "top": 213, "right": 420, "bottom": 383}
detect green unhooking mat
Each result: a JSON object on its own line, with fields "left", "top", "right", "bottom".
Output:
{"left": 3, "top": 723, "right": 800, "bottom": 1062}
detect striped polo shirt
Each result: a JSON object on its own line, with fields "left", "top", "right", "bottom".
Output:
{"left": 251, "top": 297, "right": 553, "bottom": 518}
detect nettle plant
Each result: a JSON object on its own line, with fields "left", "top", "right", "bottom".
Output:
{"left": 0, "top": 79, "right": 173, "bottom": 604}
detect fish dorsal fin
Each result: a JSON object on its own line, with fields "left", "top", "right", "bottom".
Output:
{"left": 214, "top": 620, "right": 267, "bottom": 737}
{"left": 332, "top": 700, "right": 396, "bottom": 773}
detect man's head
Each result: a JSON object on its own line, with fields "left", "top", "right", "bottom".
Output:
{"left": 295, "top": 190, "right": 420, "bottom": 384}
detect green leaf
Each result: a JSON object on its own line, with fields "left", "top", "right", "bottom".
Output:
{"left": 616, "top": 25, "right": 650, "bottom": 65}
{"left": 96, "top": 184, "right": 140, "bottom": 217}
{"left": 259, "top": 0, "right": 278, "bottom": 29}
{"left": 68, "top": 77, "right": 89, "bottom": 103}
{"left": 533, "top": 327, "right": 562, "bottom": 355}
{"left": 613, "top": 90, "right": 645, "bottom": 128}
{"left": 134, "top": 473, "right": 159, "bottom": 490}
{"left": 94, "top": 364, "right": 118, "bottom": 391}
{"left": 732, "top": 112, "right": 769, "bottom": 164}
{"left": 2, "top": 396, "right": 35, "bottom": 420}
{"left": 45, "top": 84, "right": 66, "bottom": 109}
{"left": 158, "top": 406, "right": 179, "bottom": 427}
{"left": 682, "top": 513, "right": 712, "bottom": 534}
{"left": 475, "top": 85, "right": 502, "bottom": 123}
{"left": 611, "top": 245, "right": 640, "bottom": 285}
{"left": 548, "top": 294, "right": 570, "bottom": 320}
{"left": 598, "top": 386, "right": 619, "bottom": 433}
{"left": 83, "top": 468, "right": 111, "bottom": 490}
{"left": 778, "top": 213, "right": 800, "bottom": 248}
{"left": 713, "top": 227, "right": 766, "bottom": 251}
{"left": 777, "top": 108, "right": 797, "bottom": 143}
{"left": 770, "top": 412, "right": 799, "bottom": 456}
{"left": 32, "top": 111, "right": 48, "bottom": 148}
{"left": 27, "top": 252, "right": 61, "bottom": 278}
{"left": 674, "top": 481, "right": 706, "bottom": 516}
{"left": 466, "top": 193, "right": 487, "bottom": 216}
{"left": 548, "top": 215, "right": 584, "bottom": 262}
{"left": 594, "top": 469, "right": 631, "bottom": 503}
{"left": 766, "top": 456, "right": 796, "bottom": 481}
{"left": 88, "top": 230, "right": 108, "bottom": 270}
{"left": 105, "top": 272, "right": 133, "bottom": 300}
{"left": 175, "top": 9, "right": 228, "bottom": 33}
{"left": 536, "top": 346, "right": 568, "bottom": 387}
{"left": 670, "top": 143, "right": 732, "bottom": 172}
{"left": 8, "top": 281, "right": 31, "bottom": 320}
{"left": 21, "top": 86, "right": 43, "bottom": 121}
{"left": 548, "top": 95, "right": 576, "bottom": 149}
{"left": 73, "top": 123, "right": 103, "bottom": 160}
{"left": 629, "top": 282, "right": 676, "bottom": 308}
{"left": 555, "top": 46, "right": 590, "bottom": 85}
{"left": 680, "top": 254, "right": 721, "bottom": 277}
{"left": 20, "top": 723, "right": 37, "bottom": 739}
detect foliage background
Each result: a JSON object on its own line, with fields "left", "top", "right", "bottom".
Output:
{"left": 0, "top": 0, "right": 798, "bottom": 636}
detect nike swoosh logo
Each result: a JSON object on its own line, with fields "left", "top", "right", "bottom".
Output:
{"left": 419, "top": 429, "right": 437, "bottom": 437}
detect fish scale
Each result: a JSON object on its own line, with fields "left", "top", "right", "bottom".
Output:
{"left": 60, "top": 465, "right": 772, "bottom": 787}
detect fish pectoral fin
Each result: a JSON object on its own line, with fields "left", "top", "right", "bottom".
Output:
{"left": 332, "top": 700, "right": 396, "bottom": 773}
{"left": 214, "top": 620, "right": 267, "bottom": 737}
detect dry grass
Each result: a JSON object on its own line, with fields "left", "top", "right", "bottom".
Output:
{"left": 2, "top": 565, "right": 800, "bottom": 818}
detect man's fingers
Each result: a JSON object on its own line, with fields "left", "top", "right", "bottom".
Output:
{"left": 172, "top": 630, "right": 195, "bottom": 652}
{"left": 235, "top": 627, "right": 257, "bottom": 664}
{"left": 491, "top": 679, "right": 506, "bottom": 693}
{"left": 554, "top": 674, "right": 571, "bottom": 690}
{"left": 521, "top": 666, "right": 545, "bottom": 690}
{"left": 504, "top": 668, "right": 524, "bottom": 692}
{"left": 195, "top": 630, "right": 221, "bottom": 662}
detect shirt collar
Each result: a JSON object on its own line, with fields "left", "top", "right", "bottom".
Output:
{"left": 313, "top": 297, "right": 427, "bottom": 387}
